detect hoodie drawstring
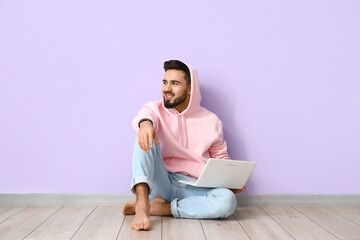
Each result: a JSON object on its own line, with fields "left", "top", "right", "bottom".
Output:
{"left": 177, "top": 114, "right": 188, "bottom": 149}
{"left": 181, "top": 115, "right": 188, "bottom": 148}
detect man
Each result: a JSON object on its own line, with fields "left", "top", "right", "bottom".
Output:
{"left": 122, "top": 60, "right": 245, "bottom": 231}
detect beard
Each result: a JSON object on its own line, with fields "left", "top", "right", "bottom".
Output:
{"left": 163, "top": 90, "right": 188, "bottom": 109}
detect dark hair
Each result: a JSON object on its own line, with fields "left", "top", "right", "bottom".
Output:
{"left": 163, "top": 60, "right": 191, "bottom": 85}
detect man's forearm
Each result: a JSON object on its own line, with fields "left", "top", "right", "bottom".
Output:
{"left": 138, "top": 118, "right": 153, "bottom": 128}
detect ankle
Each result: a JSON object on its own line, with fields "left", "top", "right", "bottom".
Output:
{"left": 136, "top": 198, "right": 150, "bottom": 207}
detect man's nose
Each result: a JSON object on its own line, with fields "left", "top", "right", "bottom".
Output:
{"left": 164, "top": 84, "right": 172, "bottom": 92}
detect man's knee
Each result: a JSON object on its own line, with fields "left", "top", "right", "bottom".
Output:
{"left": 209, "top": 188, "right": 237, "bottom": 218}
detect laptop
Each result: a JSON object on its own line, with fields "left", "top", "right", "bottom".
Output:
{"left": 178, "top": 158, "right": 257, "bottom": 189}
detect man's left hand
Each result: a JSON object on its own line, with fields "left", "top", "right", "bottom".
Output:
{"left": 230, "top": 186, "right": 246, "bottom": 194}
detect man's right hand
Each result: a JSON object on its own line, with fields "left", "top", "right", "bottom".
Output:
{"left": 138, "top": 120, "right": 160, "bottom": 152}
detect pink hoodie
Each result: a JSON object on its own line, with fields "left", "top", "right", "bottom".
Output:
{"left": 132, "top": 62, "right": 230, "bottom": 179}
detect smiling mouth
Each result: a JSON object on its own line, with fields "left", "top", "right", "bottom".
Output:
{"left": 164, "top": 93, "right": 174, "bottom": 99}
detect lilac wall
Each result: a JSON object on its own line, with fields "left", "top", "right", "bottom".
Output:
{"left": 1, "top": 1, "right": 359, "bottom": 194}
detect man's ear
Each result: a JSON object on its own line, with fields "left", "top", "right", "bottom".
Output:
{"left": 188, "top": 85, "right": 191, "bottom": 94}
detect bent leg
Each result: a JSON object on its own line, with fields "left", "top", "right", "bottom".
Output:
{"left": 131, "top": 136, "right": 172, "bottom": 202}
{"left": 170, "top": 176, "right": 237, "bottom": 219}
{"left": 172, "top": 188, "right": 237, "bottom": 219}
{"left": 128, "top": 136, "right": 173, "bottom": 231}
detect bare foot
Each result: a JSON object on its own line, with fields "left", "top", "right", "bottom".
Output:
{"left": 150, "top": 197, "right": 172, "bottom": 216}
{"left": 123, "top": 198, "right": 171, "bottom": 216}
{"left": 131, "top": 200, "right": 151, "bottom": 231}
{"left": 122, "top": 200, "right": 136, "bottom": 215}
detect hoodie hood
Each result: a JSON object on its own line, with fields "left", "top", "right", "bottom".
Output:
{"left": 162, "top": 61, "right": 202, "bottom": 116}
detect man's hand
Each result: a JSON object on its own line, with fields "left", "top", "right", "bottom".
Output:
{"left": 138, "top": 120, "right": 160, "bottom": 152}
{"left": 230, "top": 186, "right": 246, "bottom": 194}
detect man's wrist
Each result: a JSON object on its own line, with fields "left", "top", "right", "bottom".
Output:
{"left": 138, "top": 118, "right": 153, "bottom": 128}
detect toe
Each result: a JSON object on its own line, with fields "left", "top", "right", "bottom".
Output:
{"left": 144, "top": 223, "right": 151, "bottom": 230}
{"left": 134, "top": 224, "right": 140, "bottom": 231}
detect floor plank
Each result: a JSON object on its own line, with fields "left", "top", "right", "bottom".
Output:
{"left": 325, "top": 206, "right": 360, "bottom": 226}
{"left": 0, "top": 206, "right": 61, "bottom": 240}
{"left": 262, "top": 206, "right": 339, "bottom": 240}
{"left": 201, "top": 214, "right": 250, "bottom": 240}
{"left": 294, "top": 206, "right": 360, "bottom": 240}
{"left": 234, "top": 207, "right": 294, "bottom": 240}
{"left": 117, "top": 215, "right": 161, "bottom": 240}
{"left": 71, "top": 206, "right": 125, "bottom": 240}
{"left": 0, "top": 206, "right": 28, "bottom": 223}
{"left": 24, "top": 206, "right": 95, "bottom": 240}
{"left": 162, "top": 217, "right": 206, "bottom": 240}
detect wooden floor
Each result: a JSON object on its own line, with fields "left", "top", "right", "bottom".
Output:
{"left": 1, "top": 206, "right": 360, "bottom": 240}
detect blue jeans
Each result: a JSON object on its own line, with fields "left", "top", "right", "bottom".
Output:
{"left": 130, "top": 136, "right": 237, "bottom": 219}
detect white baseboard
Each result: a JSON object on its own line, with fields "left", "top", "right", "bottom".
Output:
{"left": 0, "top": 194, "right": 135, "bottom": 206}
{"left": 0, "top": 194, "right": 359, "bottom": 206}
{"left": 236, "top": 194, "right": 360, "bottom": 206}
